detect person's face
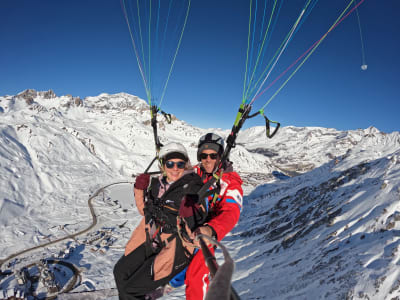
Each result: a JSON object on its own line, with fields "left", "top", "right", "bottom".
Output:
{"left": 164, "top": 158, "right": 186, "bottom": 182}
{"left": 200, "top": 149, "right": 219, "bottom": 173}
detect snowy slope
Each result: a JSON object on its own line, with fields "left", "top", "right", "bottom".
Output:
{"left": 0, "top": 90, "right": 400, "bottom": 299}
{"left": 230, "top": 147, "right": 400, "bottom": 299}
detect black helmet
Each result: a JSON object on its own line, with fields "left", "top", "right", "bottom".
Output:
{"left": 197, "top": 133, "right": 225, "bottom": 161}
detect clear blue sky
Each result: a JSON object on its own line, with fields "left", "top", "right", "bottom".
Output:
{"left": 1, "top": 0, "right": 399, "bottom": 133}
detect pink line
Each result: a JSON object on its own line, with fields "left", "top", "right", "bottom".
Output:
{"left": 253, "top": 0, "right": 366, "bottom": 103}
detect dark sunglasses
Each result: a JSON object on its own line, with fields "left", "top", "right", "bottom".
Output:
{"left": 200, "top": 153, "right": 218, "bottom": 160}
{"left": 165, "top": 160, "right": 186, "bottom": 169}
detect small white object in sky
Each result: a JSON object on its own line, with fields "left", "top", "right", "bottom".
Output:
{"left": 361, "top": 64, "right": 368, "bottom": 71}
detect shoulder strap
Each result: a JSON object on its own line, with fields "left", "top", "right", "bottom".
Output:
{"left": 196, "top": 173, "right": 221, "bottom": 201}
{"left": 148, "top": 177, "right": 160, "bottom": 199}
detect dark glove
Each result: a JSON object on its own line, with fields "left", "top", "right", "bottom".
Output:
{"left": 134, "top": 173, "right": 150, "bottom": 190}
{"left": 221, "top": 160, "right": 233, "bottom": 173}
{"left": 179, "top": 194, "right": 207, "bottom": 231}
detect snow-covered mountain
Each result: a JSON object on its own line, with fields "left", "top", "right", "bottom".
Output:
{"left": 0, "top": 90, "right": 399, "bottom": 299}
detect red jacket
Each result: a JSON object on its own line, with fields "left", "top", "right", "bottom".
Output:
{"left": 185, "top": 165, "right": 243, "bottom": 300}
{"left": 194, "top": 165, "right": 243, "bottom": 241}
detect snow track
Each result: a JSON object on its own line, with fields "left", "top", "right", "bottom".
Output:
{"left": 0, "top": 181, "right": 131, "bottom": 269}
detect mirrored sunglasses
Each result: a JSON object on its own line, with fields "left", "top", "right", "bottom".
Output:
{"left": 165, "top": 160, "right": 186, "bottom": 169}
{"left": 199, "top": 153, "right": 218, "bottom": 160}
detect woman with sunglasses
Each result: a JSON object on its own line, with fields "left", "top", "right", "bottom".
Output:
{"left": 113, "top": 142, "right": 206, "bottom": 300}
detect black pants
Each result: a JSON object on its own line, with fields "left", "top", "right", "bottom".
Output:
{"left": 113, "top": 243, "right": 188, "bottom": 300}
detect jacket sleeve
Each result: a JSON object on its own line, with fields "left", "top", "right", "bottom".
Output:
{"left": 206, "top": 172, "right": 243, "bottom": 241}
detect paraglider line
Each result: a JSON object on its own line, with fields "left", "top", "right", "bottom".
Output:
{"left": 120, "top": 0, "right": 150, "bottom": 99}
{"left": 244, "top": 0, "right": 280, "bottom": 103}
{"left": 255, "top": 0, "right": 285, "bottom": 85}
{"left": 242, "top": 0, "right": 254, "bottom": 103}
{"left": 354, "top": 0, "right": 367, "bottom": 67}
{"left": 159, "top": 0, "right": 191, "bottom": 108}
{"left": 246, "top": 0, "right": 315, "bottom": 103}
{"left": 246, "top": 0, "right": 259, "bottom": 93}
{"left": 249, "top": 4, "right": 307, "bottom": 105}
{"left": 136, "top": 0, "right": 152, "bottom": 101}
{"left": 255, "top": 0, "right": 366, "bottom": 107}
{"left": 148, "top": 0, "right": 153, "bottom": 102}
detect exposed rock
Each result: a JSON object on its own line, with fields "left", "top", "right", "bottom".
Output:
{"left": 240, "top": 162, "right": 370, "bottom": 249}
{"left": 25, "top": 97, "right": 34, "bottom": 105}
{"left": 74, "top": 97, "right": 83, "bottom": 107}
{"left": 247, "top": 147, "right": 279, "bottom": 157}
{"left": 18, "top": 89, "right": 38, "bottom": 101}
{"left": 39, "top": 90, "right": 57, "bottom": 99}
{"left": 16, "top": 89, "right": 56, "bottom": 105}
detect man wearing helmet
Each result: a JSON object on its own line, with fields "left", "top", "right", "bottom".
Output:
{"left": 185, "top": 133, "right": 243, "bottom": 300}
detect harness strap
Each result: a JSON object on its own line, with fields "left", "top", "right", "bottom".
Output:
{"left": 212, "top": 170, "right": 223, "bottom": 205}
{"left": 152, "top": 225, "right": 161, "bottom": 240}
{"left": 176, "top": 217, "right": 196, "bottom": 247}
{"left": 143, "top": 156, "right": 159, "bottom": 174}
{"left": 150, "top": 105, "right": 163, "bottom": 152}
{"left": 144, "top": 227, "right": 154, "bottom": 257}
{"left": 161, "top": 233, "right": 177, "bottom": 248}
{"left": 196, "top": 169, "right": 222, "bottom": 201}
{"left": 260, "top": 109, "right": 280, "bottom": 138}
{"left": 145, "top": 225, "right": 179, "bottom": 256}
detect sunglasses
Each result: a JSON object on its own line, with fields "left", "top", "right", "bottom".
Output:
{"left": 165, "top": 160, "right": 186, "bottom": 169}
{"left": 199, "top": 153, "right": 219, "bottom": 160}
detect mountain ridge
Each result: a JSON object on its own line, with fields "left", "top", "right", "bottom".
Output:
{"left": 1, "top": 89, "right": 400, "bottom": 299}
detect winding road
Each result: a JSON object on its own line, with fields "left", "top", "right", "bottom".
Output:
{"left": 0, "top": 181, "right": 132, "bottom": 270}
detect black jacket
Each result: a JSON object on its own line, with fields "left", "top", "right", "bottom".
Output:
{"left": 144, "top": 172, "right": 204, "bottom": 233}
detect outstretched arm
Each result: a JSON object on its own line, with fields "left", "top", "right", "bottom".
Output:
{"left": 133, "top": 173, "right": 150, "bottom": 215}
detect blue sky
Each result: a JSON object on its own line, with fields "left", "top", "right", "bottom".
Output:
{"left": 1, "top": 0, "right": 399, "bottom": 133}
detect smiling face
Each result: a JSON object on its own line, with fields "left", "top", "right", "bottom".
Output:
{"left": 200, "top": 149, "right": 219, "bottom": 173}
{"left": 164, "top": 158, "right": 186, "bottom": 183}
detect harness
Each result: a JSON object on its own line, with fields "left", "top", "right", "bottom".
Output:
{"left": 197, "top": 167, "right": 222, "bottom": 219}
{"left": 143, "top": 173, "right": 205, "bottom": 255}
{"left": 145, "top": 178, "right": 180, "bottom": 233}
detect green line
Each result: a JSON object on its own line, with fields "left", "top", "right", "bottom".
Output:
{"left": 136, "top": 0, "right": 150, "bottom": 103}
{"left": 121, "top": 0, "right": 149, "bottom": 97}
{"left": 250, "top": 4, "right": 307, "bottom": 104}
{"left": 247, "top": 29, "right": 289, "bottom": 99}
{"left": 261, "top": 0, "right": 355, "bottom": 110}
{"left": 242, "top": 0, "right": 253, "bottom": 104}
{"left": 244, "top": 0, "right": 278, "bottom": 102}
{"left": 148, "top": 0, "right": 152, "bottom": 104}
{"left": 248, "top": 0, "right": 312, "bottom": 101}
{"left": 159, "top": 0, "right": 192, "bottom": 108}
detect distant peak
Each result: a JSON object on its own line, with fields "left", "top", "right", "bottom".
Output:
{"left": 17, "top": 89, "right": 57, "bottom": 101}
{"left": 365, "top": 126, "right": 380, "bottom": 134}
{"left": 18, "top": 89, "right": 38, "bottom": 100}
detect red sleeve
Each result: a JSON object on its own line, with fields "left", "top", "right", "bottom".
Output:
{"left": 206, "top": 172, "right": 243, "bottom": 241}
